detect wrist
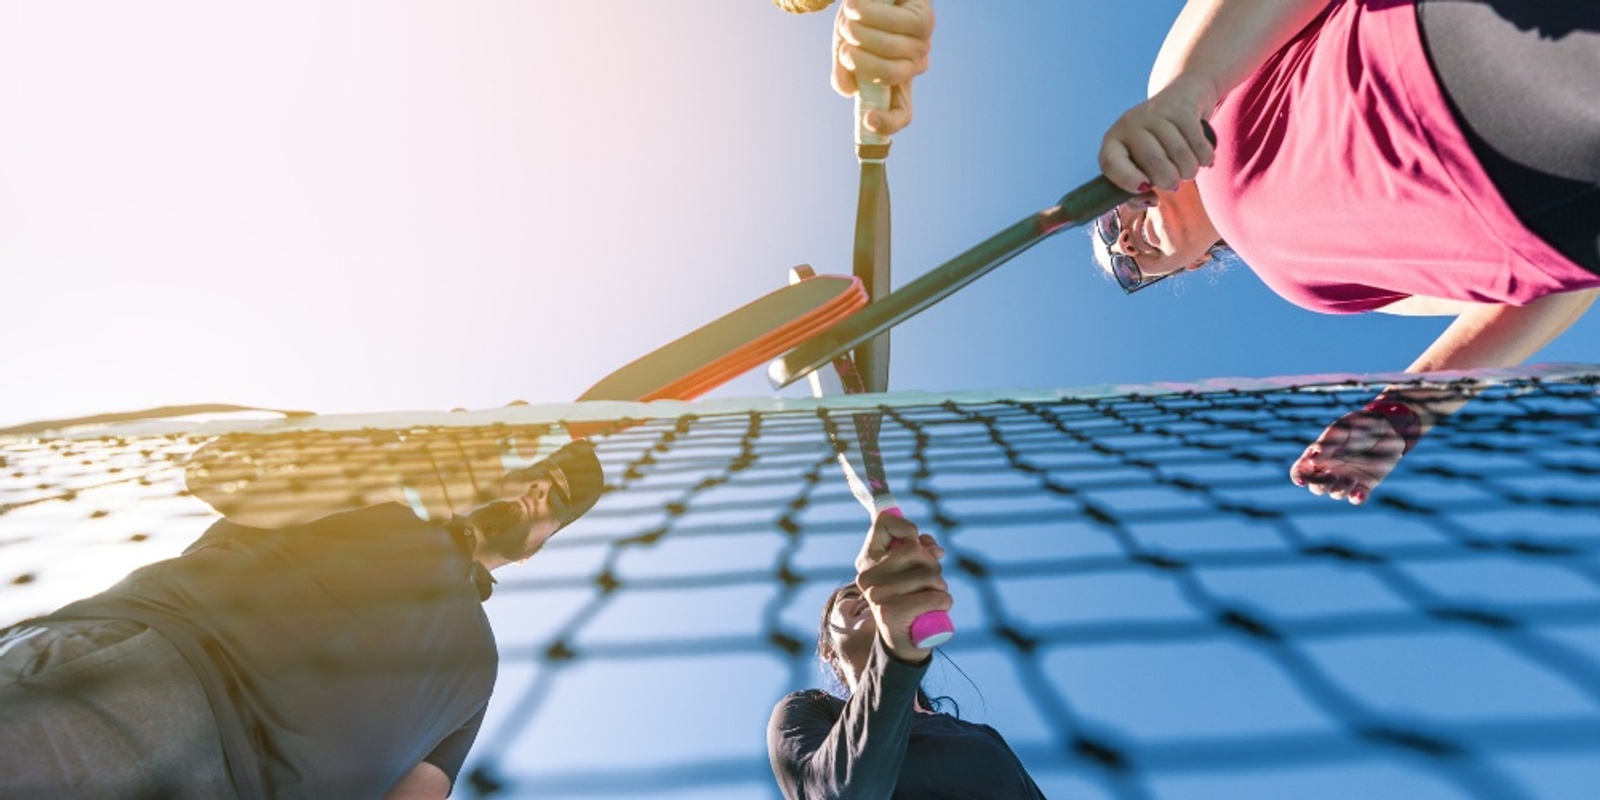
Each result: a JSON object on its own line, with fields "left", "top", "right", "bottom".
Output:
{"left": 1363, "top": 399, "right": 1423, "bottom": 455}
{"left": 879, "top": 631, "right": 932, "bottom": 666}
{"left": 1155, "top": 72, "right": 1220, "bottom": 117}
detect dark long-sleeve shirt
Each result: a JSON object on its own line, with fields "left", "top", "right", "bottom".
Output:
{"left": 49, "top": 503, "right": 495, "bottom": 800}
{"left": 768, "top": 636, "right": 1046, "bottom": 799}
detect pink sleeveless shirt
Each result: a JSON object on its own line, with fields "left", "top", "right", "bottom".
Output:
{"left": 1194, "top": 0, "right": 1599, "bottom": 314}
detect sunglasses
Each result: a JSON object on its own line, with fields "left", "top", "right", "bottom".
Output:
{"left": 545, "top": 465, "right": 575, "bottom": 527}
{"left": 1095, "top": 209, "right": 1172, "bottom": 295}
{"left": 518, "top": 462, "right": 575, "bottom": 528}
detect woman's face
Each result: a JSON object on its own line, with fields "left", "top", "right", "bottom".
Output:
{"left": 1102, "top": 181, "right": 1220, "bottom": 281}
{"left": 824, "top": 584, "right": 876, "bottom": 686}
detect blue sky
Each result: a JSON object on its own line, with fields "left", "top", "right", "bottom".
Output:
{"left": 4, "top": 0, "right": 1594, "bottom": 428}
{"left": 2, "top": 2, "right": 1596, "bottom": 798}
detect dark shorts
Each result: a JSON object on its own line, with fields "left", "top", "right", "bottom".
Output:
{"left": 0, "top": 618, "right": 235, "bottom": 800}
{"left": 1418, "top": 0, "right": 1600, "bottom": 274}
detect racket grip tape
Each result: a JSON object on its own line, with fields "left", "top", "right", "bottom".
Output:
{"left": 854, "top": 0, "right": 893, "bottom": 151}
{"left": 911, "top": 611, "right": 955, "bottom": 650}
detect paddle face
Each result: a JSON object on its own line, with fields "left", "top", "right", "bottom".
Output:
{"left": 770, "top": 175, "right": 1136, "bottom": 389}
{"left": 772, "top": 126, "right": 1220, "bottom": 388}
{"left": 576, "top": 275, "right": 866, "bottom": 404}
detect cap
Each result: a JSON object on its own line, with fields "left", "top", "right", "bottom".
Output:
{"left": 543, "top": 439, "right": 604, "bottom": 529}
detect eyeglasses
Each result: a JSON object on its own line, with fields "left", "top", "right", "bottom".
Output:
{"left": 1094, "top": 209, "right": 1172, "bottom": 295}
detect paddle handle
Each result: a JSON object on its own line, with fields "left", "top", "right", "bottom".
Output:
{"left": 854, "top": 0, "right": 892, "bottom": 154}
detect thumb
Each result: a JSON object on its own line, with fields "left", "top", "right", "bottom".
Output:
{"left": 857, "top": 512, "right": 918, "bottom": 570}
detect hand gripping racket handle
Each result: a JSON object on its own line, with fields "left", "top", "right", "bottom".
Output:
{"left": 880, "top": 505, "right": 956, "bottom": 649}
{"left": 793, "top": 301, "right": 953, "bottom": 651}
{"left": 841, "top": 419, "right": 954, "bottom": 651}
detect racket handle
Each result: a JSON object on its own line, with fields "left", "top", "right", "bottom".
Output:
{"left": 854, "top": 0, "right": 892, "bottom": 152}
{"left": 879, "top": 506, "right": 956, "bottom": 649}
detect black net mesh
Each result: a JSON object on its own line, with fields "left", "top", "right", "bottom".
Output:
{"left": 3, "top": 365, "right": 1598, "bottom": 799}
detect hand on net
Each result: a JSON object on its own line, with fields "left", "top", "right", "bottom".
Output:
{"left": 1289, "top": 405, "right": 1418, "bottom": 506}
{"left": 855, "top": 513, "right": 951, "bottom": 661}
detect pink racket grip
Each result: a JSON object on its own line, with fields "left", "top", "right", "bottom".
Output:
{"left": 879, "top": 508, "right": 956, "bottom": 649}
{"left": 910, "top": 611, "right": 954, "bottom": 649}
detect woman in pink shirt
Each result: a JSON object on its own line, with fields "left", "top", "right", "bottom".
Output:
{"left": 1091, "top": 0, "right": 1599, "bottom": 505}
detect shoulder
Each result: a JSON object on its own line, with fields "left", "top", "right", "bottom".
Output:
{"left": 770, "top": 689, "right": 843, "bottom": 729}
{"left": 289, "top": 503, "right": 457, "bottom": 559}
{"left": 306, "top": 501, "right": 441, "bottom": 532}
{"left": 774, "top": 688, "right": 841, "bottom": 713}
{"left": 955, "top": 718, "right": 1032, "bottom": 763}
{"left": 768, "top": 689, "right": 843, "bottom": 765}
{"left": 968, "top": 720, "right": 1009, "bottom": 742}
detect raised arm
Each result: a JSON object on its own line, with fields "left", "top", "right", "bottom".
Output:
{"left": 768, "top": 514, "right": 950, "bottom": 799}
{"left": 767, "top": 638, "right": 929, "bottom": 800}
{"left": 1292, "top": 289, "right": 1599, "bottom": 503}
{"left": 1101, "top": 0, "right": 1332, "bottom": 194}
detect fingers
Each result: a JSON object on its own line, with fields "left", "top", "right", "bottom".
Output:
{"left": 858, "top": 525, "right": 944, "bottom": 601}
{"left": 831, "top": 48, "right": 856, "bottom": 97}
{"left": 1294, "top": 461, "right": 1372, "bottom": 504}
{"left": 856, "top": 512, "right": 921, "bottom": 571}
{"left": 1100, "top": 116, "right": 1207, "bottom": 194}
{"left": 1098, "top": 77, "right": 1218, "bottom": 194}
{"left": 859, "top": 554, "right": 947, "bottom": 607}
{"left": 853, "top": 510, "right": 949, "bottom": 657}
{"left": 1098, "top": 137, "right": 1143, "bottom": 196}
{"left": 833, "top": 0, "right": 933, "bottom": 100}
{"left": 834, "top": 35, "right": 924, "bottom": 93}
{"left": 1289, "top": 410, "right": 1409, "bottom": 506}
{"left": 1185, "top": 116, "right": 1217, "bottom": 167}
{"left": 858, "top": 550, "right": 951, "bottom": 659}
{"left": 869, "top": 589, "right": 953, "bottom": 628}
{"left": 858, "top": 83, "right": 913, "bottom": 135}
{"left": 1290, "top": 424, "right": 1350, "bottom": 489}
{"left": 1293, "top": 437, "right": 1366, "bottom": 502}
{"left": 840, "top": 0, "right": 935, "bottom": 58}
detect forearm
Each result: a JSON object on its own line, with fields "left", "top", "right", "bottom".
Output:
{"left": 184, "top": 435, "right": 401, "bottom": 528}
{"left": 1149, "top": 0, "right": 1332, "bottom": 100}
{"left": 1385, "top": 289, "right": 1598, "bottom": 427}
